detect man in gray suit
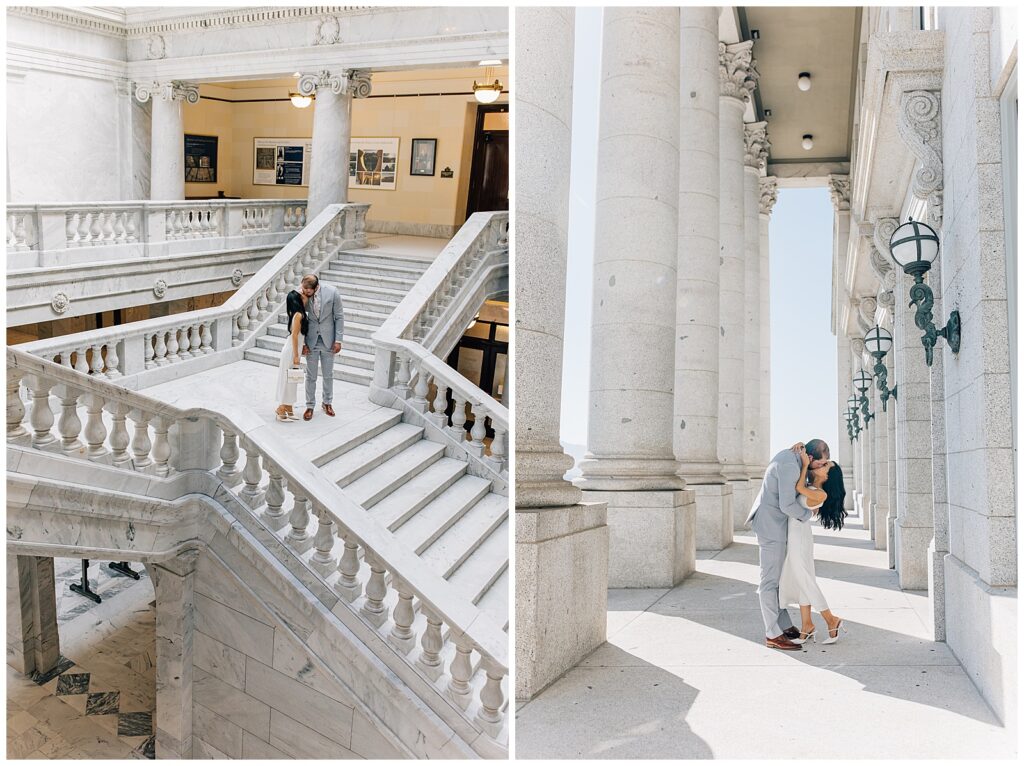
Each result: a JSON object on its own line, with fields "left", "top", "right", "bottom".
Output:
{"left": 746, "top": 439, "right": 830, "bottom": 649}
{"left": 299, "top": 273, "right": 344, "bottom": 420}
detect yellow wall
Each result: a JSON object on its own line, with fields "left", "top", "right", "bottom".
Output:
{"left": 183, "top": 68, "right": 508, "bottom": 230}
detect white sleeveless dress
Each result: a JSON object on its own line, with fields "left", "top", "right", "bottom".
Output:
{"left": 778, "top": 495, "right": 829, "bottom": 611}
{"left": 275, "top": 315, "right": 301, "bottom": 406}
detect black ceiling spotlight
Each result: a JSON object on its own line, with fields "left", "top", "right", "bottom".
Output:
{"left": 764, "top": 108, "right": 772, "bottom": 118}
{"left": 751, "top": 29, "right": 760, "bottom": 39}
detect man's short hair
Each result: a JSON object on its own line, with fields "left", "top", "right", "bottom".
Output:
{"left": 805, "top": 439, "right": 829, "bottom": 460}
{"left": 301, "top": 274, "right": 319, "bottom": 289}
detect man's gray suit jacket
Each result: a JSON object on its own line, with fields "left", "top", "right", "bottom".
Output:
{"left": 746, "top": 448, "right": 812, "bottom": 542}
{"left": 304, "top": 282, "right": 345, "bottom": 348}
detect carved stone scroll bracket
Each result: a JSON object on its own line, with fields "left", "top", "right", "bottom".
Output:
{"left": 872, "top": 217, "right": 900, "bottom": 272}
{"left": 897, "top": 90, "right": 943, "bottom": 224}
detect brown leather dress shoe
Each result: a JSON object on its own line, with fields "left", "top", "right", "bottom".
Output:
{"left": 322, "top": 403, "right": 336, "bottom": 417}
{"left": 303, "top": 408, "right": 314, "bottom": 421}
{"left": 766, "top": 634, "right": 801, "bottom": 650}
{"left": 783, "top": 627, "right": 801, "bottom": 639}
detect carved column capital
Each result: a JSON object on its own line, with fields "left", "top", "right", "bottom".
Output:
{"left": 298, "top": 69, "right": 373, "bottom": 98}
{"left": 897, "top": 89, "right": 943, "bottom": 225}
{"left": 134, "top": 81, "right": 199, "bottom": 104}
{"left": 743, "top": 121, "right": 770, "bottom": 171}
{"left": 759, "top": 176, "right": 779, "bottom": 216}
{"left": 827, "top": 174, "right": 851, "bottom": 211}
{"left": 719, "top": 40, "right": 758, "bottom": 102}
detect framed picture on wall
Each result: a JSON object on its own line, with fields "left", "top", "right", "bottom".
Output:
{"left": 410, "top": 138, "right": 437, "bottom": 176}
{"left": 253, "top": 137, "right": 313, "bottom": 186}
{"left": 184, "top": 134, "right": 218, "bottom": 183}
{"left": 349, "top": 137, "right": 399, "bottom": 190}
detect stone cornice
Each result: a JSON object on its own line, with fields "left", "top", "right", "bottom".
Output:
{"left": 743, "top": 121, "right": 770, "bottom": 171}
{"left": 719, "top": 40, "right": 758, "bottom": 103}
{"left": 7, "top": 6, "right": 128, "bottom": 39}
{"left": 759, "top": 176, "right": 778, "bottom": 217}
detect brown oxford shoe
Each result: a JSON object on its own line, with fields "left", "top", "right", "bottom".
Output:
{"left": 783, "top": 627, "right": 801, "bottom": 639}
{"left": 303, "top": 408, "right": 314, "bottom": 421}
{"left": 766, "top": 634, "right": 801, "bottom": 651}
{"left": 323, "top": 403, "right": 336, "bottom": 417}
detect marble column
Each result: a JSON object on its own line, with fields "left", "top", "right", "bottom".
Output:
{"left": 837, "top": 331, "right": 855, "bottom": 509}
{"left": 829, "top": 175, "right": 852, "bottom": 477}
{"left": 758, "top": 177, "right": 778, "bottom": 471}
{"left": 134, "top": 81, "right": 199, "bottom": 200}
{"left": 6, "top": 555, "right": 60, "bottom": 678}
{"left": 872, "top": 378, "right": 891, "bottom": 551}
{"left": 676, "top": 6, "right": 732, "bottom": 551}
{"left": 515, "top": 7, "right": 608, "bottom": 702}
{"left": 853, "top": 336, "right": 874, "bottom": 531}
{"left": 579, "top": 7, "right": 694, "bottom": 587}
{"left": 847, "top": 343, "right": 863, "bottom": 510}
{"left": 151, "top": 549, "right": 199, "bottom": 759}
{"left": 742, "top": 122, "right": 768, "bottom": 488}
{"left": 300, "top": 69, "right": 372, "bottom": 219}
{"left": 717, "top": 41, "right": 758, "bottom": 526}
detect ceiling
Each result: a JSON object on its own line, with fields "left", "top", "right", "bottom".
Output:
{"left": 742, "top": 6, "right": 861, "bottom": 163}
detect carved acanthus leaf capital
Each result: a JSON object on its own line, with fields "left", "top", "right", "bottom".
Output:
{"left": 759, "top": 176, "right": 779, "bottom": 216}
{"left": 719, "top": 40, "right": 758, "bottom": 102}
{"left": 827, "top": 174, "right": 851, "bottom": 211}
{"left": 134, "top": 81, "right": 199, "bottom": 104}
{"left": 297, "top": 69, "right": 372, "bottom": 98}
{"left": 743, "top": 121, "right": 770, "bottom": 171}
{"left": 897, "top": 89, "right": 943, "bottom": 222}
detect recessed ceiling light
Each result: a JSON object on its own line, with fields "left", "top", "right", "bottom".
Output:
{"left": 479, "top": 59, "right": 502, "bottom": 66}
{"left": 798, "top": 72, "right": 811, "bottom": 91}
{"left": 802, "top": 134, "right": 814, "bottom": 150}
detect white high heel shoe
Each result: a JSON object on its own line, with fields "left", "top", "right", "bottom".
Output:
{"left": 791, "top": 628, "right": 816, "bottom": 645}
{"left": 821, "top": 619, "right": 847, "bottom": 645}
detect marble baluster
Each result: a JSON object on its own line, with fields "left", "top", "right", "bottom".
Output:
{"left": 310, "top": 507, "right": 338, "bottom": 577}
{"left": 334, "top": 533, "right": 362, "bottom": 602}
{"left": 7, "top": 369, "right": 29, "bottom": 445}
{"left": 286, "top": 495, "right": 313, "bottom": 553}
{"left": 56, "top": 385, "right": 84, "bottom": 455}
{"left": 130, "top": 410, "right": 154, "bottom": 472}
{"left": 27, "top": 375, "right": 58, "bottom": 451}
{"left": 415, "top": 606, "right": 445, "bottom": 681}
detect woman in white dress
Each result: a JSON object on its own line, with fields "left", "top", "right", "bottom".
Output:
{"left": 274, "top": 290, "right": 307, "bottom": 422}
{"left": 778, "top": 445, "right": 848, "bottom": 645}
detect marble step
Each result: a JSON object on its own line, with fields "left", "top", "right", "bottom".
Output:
{"left": 276, "top": 306, "right": 390, "bottom": 328}
{"left": 370, "top": 457, "right": 469, "bottom": 530}
{"left": 319, "top": 274, "right": 414, "bottom": 301}
{"left": 333, "top": 253, "right": 432, "bottom": 273}
{"left": 328, "top": 292, "right": 402, "bottom": 315}
{"left": 267, "top": 320, "right": 377, "bottom": 342}
{"left": 307, "top": 408, "right": 404, "bottom": 466}
{"left": 447, "top": 518, "right": 509, "bottom": 606}
{"left": 253, "top": 336, "right": 375, "bottom": 371}
{"left": 321, "top": 422, "right": 424, "bottom": 487}
{"left": 243, "top": 345, "right": 372, "bottom": 386}
{"left": 323, "top": 269, "right": 419, "bottom": 290}
{"left": 474, "top": 568, "right": 509, "bottom": 632}
{"left": 393, "top": 474, "right": 493, "bottom": 554}
{"left": 343, "top": 440, "right": 446, "bottom": 508}
{"left": 419, "top": 492, "right": 507, "bottom": 578}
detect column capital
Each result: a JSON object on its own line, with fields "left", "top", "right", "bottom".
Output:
{"left": 827, "top": 173, "right": 851, "bottom": 211}
{"left": 743, "top": 121, "right": 770, "bottom": 171}
{"left": 719, "top": 40, "right": 758, "bottom": 102}
{"left": 759, "top": 176, "right": 778, "bottom": 216}
{"left": 298, "top": 68, "right": 373, "bottom": 98}
{"left": 134, "top": 81, "right": 199, "bottom": 104}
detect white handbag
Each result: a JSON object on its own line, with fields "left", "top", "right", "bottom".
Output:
{"left": 286, "top": 366, "right": 304, "bottom": 384}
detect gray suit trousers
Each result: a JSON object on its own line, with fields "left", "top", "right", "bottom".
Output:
{"left": 756, "top": 537, "right": 794, "bottom": 638}
{"left": 304, "top": 337, "right": 335, "bottom": 407}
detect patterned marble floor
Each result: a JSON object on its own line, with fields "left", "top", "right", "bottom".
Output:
{"left": 7, "top": 560, "right": 156, "bottom": 759}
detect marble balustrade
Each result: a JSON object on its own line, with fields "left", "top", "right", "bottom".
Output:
{"left": 6, "top": 199, "right": 308, "bottom": 269}
{"left": 6, "top": 342, "right": 509, "bottom": 744}
{"left": 19, "top": 203, "right": 367, "bottom": 385}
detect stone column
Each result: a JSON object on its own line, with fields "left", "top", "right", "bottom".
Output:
{"left": 829, "top": 174, "right": 852, "bottom": 477}
{"left": 578, "top": 7, "right": 694, "bottom": 588}
{"left": 847, "top": 343, "right": 863, "bottom": 510}
{"left": 151, "top": 549, "right": 199, "bottom": 759}
{"left": 300, "top": 70, "right": 372, "bottom": 218}
{"left": 852, "top": 336, "right": 873, "bottom": 532}
{"left": 872, "top": 378, "right": 890, "bottom": 550}
{"left": 718, "top": 41, "right": 759, "bottom": 526}
{"left": 676, "top": 7, "right": 732, "bottom": 551}
{"left": 6, "top": 555, "right": 61, "bottom": 679}
{"left": 134, "top": 81, "right": 199, "bottom": 200}
{"left": 837, "top": 332, "right": 854, "bottom": 509}
{"left": 742, "top": 122, "right": 768, "bottom": 489}
{"left": 514, "top": 7, "right": 608, "bottom": 702}
{"left": 758, "top": 177, "right": 778, "bottom": 470}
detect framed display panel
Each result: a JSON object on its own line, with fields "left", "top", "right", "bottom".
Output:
{"left": 410, "top": 138, "right": 437, "bottom": 176}
{"left": 185, "top": 134, "right": 218, "bottom": 183}
{"left": 349, "top": 137, "right": 400, "bottom": 190}
{"left": 253, "top": 137, "right": 313, "bottom": 186}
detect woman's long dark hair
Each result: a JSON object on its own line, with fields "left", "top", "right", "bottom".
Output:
{"left": 286, "top": 290, "right": 308, "bottom": 335}
{"left": 818, "top": 463, "right": 847, "bottom": 530}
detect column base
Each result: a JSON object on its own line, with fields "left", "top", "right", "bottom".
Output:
{"left": 729, "top": 479, "right": 752, "bottom": 531}
{"left": 872, "top": 503, "right": 887, "bottom": 550}
{"left": 894, "top": 518, "right": 932, "bottom": 590}
{"left": 576, "top": 457, "right": 686, "bottom": 491}
{"left": 581, "top": 489, "right": 695, "bottom": 588}
{"left": 515, "top": 503, "right": 608, "bottom": 702}
{"left": 689, "top": 484, "right": 733, "bottom": 552}
{"left": 886, "top": 512, "right": 896, "bottom": 569}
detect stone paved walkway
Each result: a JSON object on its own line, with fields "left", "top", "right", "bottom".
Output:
{"left": 515, "top": 512, "right": 1016, "bottom": 759}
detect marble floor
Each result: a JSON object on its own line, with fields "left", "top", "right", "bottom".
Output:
{"left": 515, "top": 511, "right": 1017, "bottom": 759}
{"left": 8, "top": 561, "right": 156, "bottom": 759}
{"left": 357, "top": 232, "right": 448, "bottom": 260}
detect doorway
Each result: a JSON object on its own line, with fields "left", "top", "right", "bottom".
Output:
{"left": 465, "top": 105, "right": 509, "bottom": 217}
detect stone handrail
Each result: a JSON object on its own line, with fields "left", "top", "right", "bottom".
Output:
{"left": 6, "top": 343, "right": 508, "bottom": 748}
{"left": 7, "top": 199, "right": 310, "bottom": 268}
{"left": 370, "top": 212, "right": 509, "bottom": 476}
{"left": 17, "top": 203, "right": 368, "bottom": 388}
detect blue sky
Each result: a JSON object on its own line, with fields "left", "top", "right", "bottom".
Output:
{"left": 560, "top": 8, "right": 839, "bottom": 460}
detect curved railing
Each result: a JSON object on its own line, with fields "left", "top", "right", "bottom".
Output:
{"left": 6, "top": 343, "right": 508, "bottom": 751}
{"left": 17, "top": 203, "right": 367, "bottom": 387}
{"left": 370, "top": 212, "right": 509, "bottom": 478}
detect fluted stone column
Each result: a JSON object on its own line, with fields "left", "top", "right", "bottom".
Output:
{"left": 847, "top": 343, "right": 863, "bottom": 509}
{"left": 676, "top": 7, "right": 732, "bottom": 551}
{"left": 718, "top": 41, "right": 758, "bottom": 526}
{"left": 872, "top": 378, "right": 890, "bottom": 550}
{"left": 758, "top": 177, "right": 778, "bottom": 471}
{"left": 742, "top": 122, "right": 768, "bottom": 489}
{"left": 578, "top": 7, "right": 695, "bottom": 587}
{"left": 135, "top": 81, "right": 199, "bottom": 200}
{"left": 300, "top": 69, "right": 371, "bottom": 218}
{"left": 852, "top": 337, "right": 873, "bottom": 530}
{"left": 515, "top": 7, "right": 608, "bottom": 702}
{"left": 829, "top": 174, "right": 852, "bottom": 479}
{"left": 838, "top": 332, "right": 855, "bottom": 510}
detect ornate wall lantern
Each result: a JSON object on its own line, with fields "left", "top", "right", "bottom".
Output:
{"left": 864, "top": 325, "right": 898, "bottom": 411}
{"left": 853, "top": 371, "right": 874, "bottom": 425}
{"left": 846, "top": 396, "right": 862, "bottom": 438}
{"left": 888, "top": 218, "right": 962, "bottom": 366}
